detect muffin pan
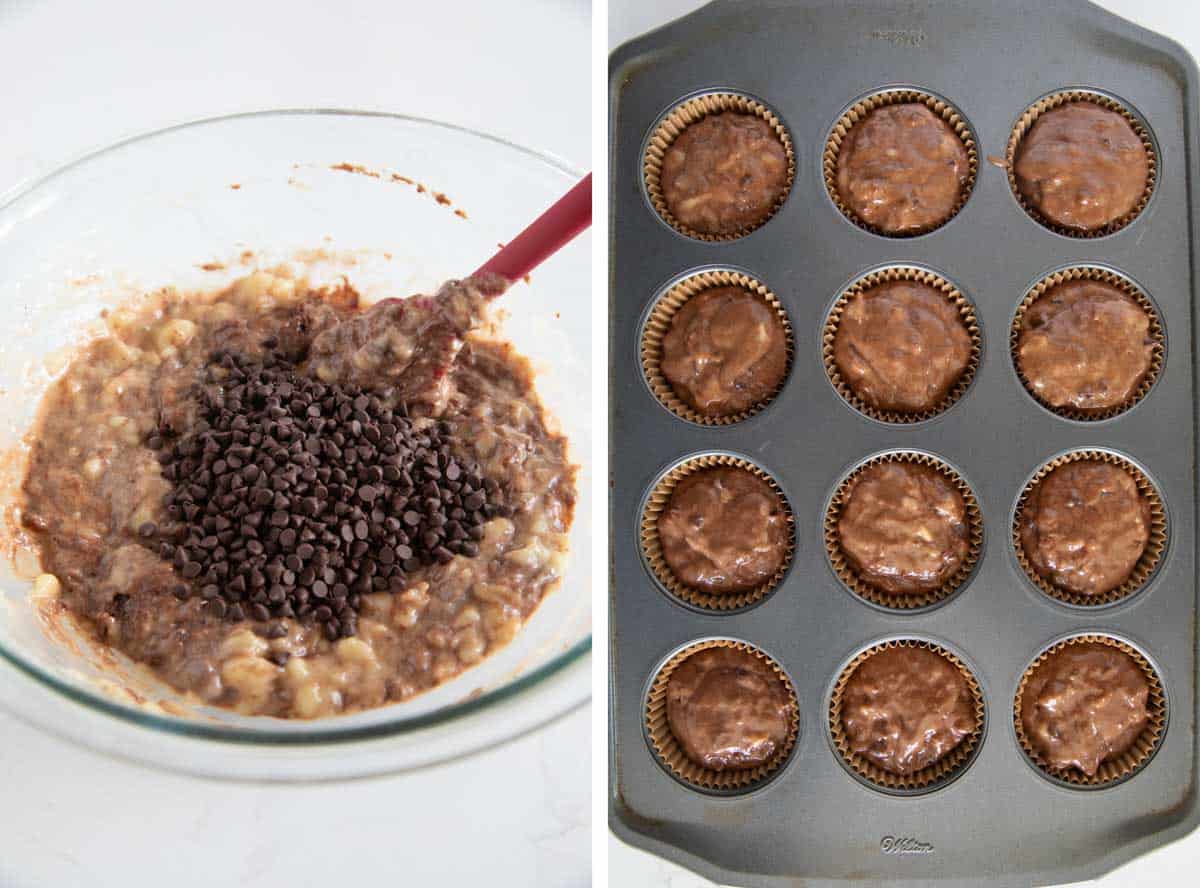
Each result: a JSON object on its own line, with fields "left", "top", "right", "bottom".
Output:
{"left": 609, "top": 1, "right": 1200, "bottom": 885}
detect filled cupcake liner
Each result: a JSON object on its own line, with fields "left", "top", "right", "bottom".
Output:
{"left": 643, "top": 92, "right": 796, "bottom": 241}
{"left": 641, "top": 270, "right": 794, "bottom": 425}
{"left": 1005, "top": 90, "right": 1158, "bottom": 238}
{"left": 1010, "top": 266, "right": 1165, "bottom": 421}
{"left": 1014, "top": 633, "right": 1167, "bottom": 788}
{"left": 640, "top": 454, "right": 795, "bottom": 611}
{"left": 823, "top": 88, "right": 978, "bottom": 237}
{"left": 645, "top": 638, "right": 800, "bottom": 792}
{"left": 822, "top": 265, "right": 982, "bottom": 423}
{"left": 828, "top": 638, "right": 986, "bottom": 792}
{"left": 1013, "top": 449, "right": 1168, "bottom": 607}
{"left": 825, "top": 451, "right": 983, "bottom": 611}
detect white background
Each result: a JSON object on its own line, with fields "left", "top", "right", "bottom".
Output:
{"left": 607, "top": 0, "right": 1200, "bottom": 886}
{"left": 0, "top": 2, "right": 590, "bottom": 887}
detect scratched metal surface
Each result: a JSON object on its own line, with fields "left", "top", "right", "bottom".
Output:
{"left": 608, "top": 1, "right": 1200, "bottom": 884}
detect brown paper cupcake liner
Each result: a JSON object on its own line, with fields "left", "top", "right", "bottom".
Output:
{"left": 1005, "top": 90, "right": 1157, "bottom": 238}
{"left": 829, "top": 638, "right": 986, "bottom": 792}
{"left": 641, "top": 270, "right": 794, "bottom": 425}
{"left": 822, "top": 265, "right": 982, "bottom": 423}
{"left": 643, "top": 92, "right": 796, "bottom": 241}
{"left": 823, "top": 88, "right": 978, "bottom": 237}
{"left": 646, "top": 638, "right": 800, "bottom": 792}
{"left": 1010, "top": 266, "right": 1165, "bottom": 421}
{"left": 825, "top": 452, "right": 983, "bottom": 610}
{"left": 1013, "top": 449, "right": 1167, "bottom": 607}
{"left": 640, "top": 454, "right": 795, "bottom": 611}
{"left": 1014, "top": 633, "right": 1167, "bottom": 788}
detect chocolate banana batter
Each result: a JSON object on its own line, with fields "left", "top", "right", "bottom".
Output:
{"left": 19, "top": 269, "right": 576, "bottom": 717}
{"left": 837, "top": 461, "right": 969, "bottom": 596}
{"left": 1014, "top": 100, "right": 1148, "bottom": 231}
{"left": 833, "top": 279, "right": 972, "bottom": 414}
{"left": 660, "top": 286, "right": 788, "bottom": 417}
{"left": 666, "top": 646, "right": 792, "bottom": 771}
{"left": 1021, "top": 642, "right": 1150, "bottom": 776}
{"left": 660, "top": 112, "right": 789, "bottom": 235}
{"left": 841, "top": 645, "right": 976, "bottom": 776}
{"left": 835, "top": 102, "right": 970, "bottom": 234}
{"left": 657, "top": 466, "right": 788, "bottom": 593}
{"left": 1016, "top": 279, "right": 1155, "bottom": 413}
{"left": 1020, "top": 460, "right": 1151, "bottom": 597}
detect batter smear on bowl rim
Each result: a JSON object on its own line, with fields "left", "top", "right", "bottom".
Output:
{"left": 17, "top": 268, "right": 576, "bottom": 717}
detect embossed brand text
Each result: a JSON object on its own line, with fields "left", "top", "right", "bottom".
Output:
{"left": 880, "top": 836, "right": 935, "bottom": 855}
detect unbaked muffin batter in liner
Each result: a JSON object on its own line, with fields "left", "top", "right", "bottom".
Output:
{"left": 640, "top": 453, "right": 795, "bottom": 612}
{"left": 828, "top": 638, "right": 985, "bottom": 793}
{"left": 1010, "top": 265, "right": 1165, "bottom": 421}
{"left": 643, "top": 92, "right": 796, "bottom": 241}
{"left": 645, "top": 638, "right": 800, "bottom": 792}
{"left": 825, "top": 451, "right": 983, "bottom": 611}
{"left": 823, "top": 88, "right": 978, "bottom": 237}
{"left": 641, "top": 269, "right": 793, "bottom": 425}
{"left": 1005, "top": 90, "right": 1157, "bottom": 238}
{"left": 1014, "top": 633, "right": 1167, "bottom": 788}
{"left": 1012, "top": 449, "right": 1167, "bottom": 607}
{"left": 822, "top": 265, "right": 982, "bottom": 423}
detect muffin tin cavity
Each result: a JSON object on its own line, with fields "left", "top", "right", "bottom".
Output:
{"left": 826, "top": 637, "right": 986, "bottom": 796}
{"left": 823, "top": 264, "right": 981, "bottom": 423}
{"left": 1012, "top": 449, "right": 1167, "bottom": 608}
{"left": 823, "top": 87, "right": 978, "bottom": 237}
{"left": 640, "top": 268, "right": 793, "bottom": 425}
{"left": 1006, "top": 89, "right": 1158, "bottom": 238}
{"left": 824, "top": 450, "right": 983, "bottom": 612}
{"left": 643, "top": 91, "right": 796, "bottom": 241}
{"left": 1014, "top": 633, "right": 1167, "bottom": 789}
{"left": 1011, "top": 265, "right": 1165, "bottom": 421}
{"left": 640, "top": 453, "right": 795, "bottom": 613}
{"left": 645, "top": 637, "right": 801, "bottom": 794}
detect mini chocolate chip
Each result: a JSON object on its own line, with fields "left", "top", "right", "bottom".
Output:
{"left": 143, "top": 350, "right": 502, "bottom": 636}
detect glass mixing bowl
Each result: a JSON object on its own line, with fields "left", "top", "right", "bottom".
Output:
{"left": 0, "top": 110, "right": 591, "bottom": 779}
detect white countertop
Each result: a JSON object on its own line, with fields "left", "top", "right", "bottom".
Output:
{"left": 0, "top": 2, "right": 590, "bottom": 886}
{"left": 608, "top": 0, "right": 1200, "bottom": 885}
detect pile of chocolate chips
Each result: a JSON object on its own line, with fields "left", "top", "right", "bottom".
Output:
{"left": 145, "top": 346, "right": 507, "bottom": 639}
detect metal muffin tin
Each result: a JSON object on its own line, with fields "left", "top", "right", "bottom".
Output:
{"left": 608, "top": 1, "right": 1200, "bottom": 885}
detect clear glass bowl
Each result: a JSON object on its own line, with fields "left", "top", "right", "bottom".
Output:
{"left": 0, "top": 110, "right": 591, "bottom": 779}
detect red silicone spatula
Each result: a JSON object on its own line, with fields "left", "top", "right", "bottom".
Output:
{"left": 307, "top": 173, "right": 593, "bottom": 408}
{"left": 474, "top": 173, "right": 592, "bottom": 281}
